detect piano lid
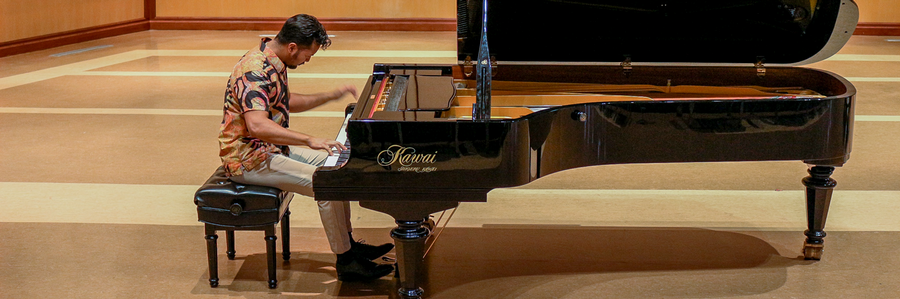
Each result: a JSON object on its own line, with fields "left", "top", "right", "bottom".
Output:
{"left": 457, "top": 0, "right": 859, "bottom": 66}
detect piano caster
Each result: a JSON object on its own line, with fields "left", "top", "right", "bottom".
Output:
{"left": 803, "top": 242, "right": 824, "bottom": 260}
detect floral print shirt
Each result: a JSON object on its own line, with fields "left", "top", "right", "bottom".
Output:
{"left": 218, "top": 38, "right": 290, "bottom": 176}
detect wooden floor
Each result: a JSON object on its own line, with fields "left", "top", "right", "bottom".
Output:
{"left": 1, "top": 30, "right": 900, "bottom": 299}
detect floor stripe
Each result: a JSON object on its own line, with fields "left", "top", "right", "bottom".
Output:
{"left": 313, "top": 50, "right": 456, "bottom": 58}
{"left": 0, "top": 51, "right": 156, "bottom": 91}
{"left": 828, "top": 54, "right": 900, "bottom": 61}
{"left": 50, "top": 45, "right": 113, "bottom": 57}
{"left": 0, "top": 107, "right": 896, "bottom": 121}
{"left": 0, "top": 107, "right": 345, "bottom": 117}
{"left": 0, "top": 50, "right": 452, "bottom": 91}
{"left": 0, "top": 182, "right": 897, "bottom": 231}
{"left": 856, "top": 115, "right": 900, "bottom": 121}
{"left": 66, "top": 72, "right": 900, "bottom": 82}
{"left": 846, "top": 77, "right": 900, "bottom": 82}
{"left": 76, "top": 71, "right": 371, "bottom": 79}
{"left": 76, "top": 71, "right": 231, "bottom": 77}
{"left": 75, "top": 71, "right": 900, "bottom": 82}
{"left": 146, "top": 49, "right": 456, "bottom": 58}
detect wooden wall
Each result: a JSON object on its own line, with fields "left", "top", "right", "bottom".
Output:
{"left": 857, "top": 0, "right": 900, "bottom": 23}
{"left": 154, "top": 0, "right": 897, "bottom": 23}
{"left": 150, "top": 0, "right": 455, "bottom": 31}
{"left": 0, "top": 0, "right": 144, "bottom": 44}
{"left": 3, "top": 0, "right": 894, "bottom": 43}
{"left": 156, "top": 0, "right": 454, "bottom": 19}
{"left": 2, "top": 0, "right": 899, "bottom": 43}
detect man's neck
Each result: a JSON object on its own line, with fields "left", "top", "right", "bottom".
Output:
{"left": 265, "top": 40, "right": 289, "bottom": 63}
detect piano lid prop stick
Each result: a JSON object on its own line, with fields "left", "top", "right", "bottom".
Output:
{"left": 424, "top": 207, "right": 458, "bottom": 257}
{"left": 472, "top": 0, "right": 492, "bottom": 121}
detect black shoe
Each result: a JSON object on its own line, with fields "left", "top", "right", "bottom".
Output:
{"left": 336, "top": 255, "right": 394, "bottom": 281}
{"left": 351, "top": 240, "right": 394, "bottom": 260}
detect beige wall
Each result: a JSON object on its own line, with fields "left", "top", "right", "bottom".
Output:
{"left": 156, "top": 0, "right": 455, "bottom": 19}
{"left": 0, "top": 0, "right": 144, "bottom": 43}
{"left": 857, "top": 0, "right": 900, "bottom": 23}
{"left": 156, "top": 0, "right": 895, "bottom": 22}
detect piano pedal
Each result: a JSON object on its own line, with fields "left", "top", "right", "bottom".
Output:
{"left": 424, "top": 216, "right": 436, "bottom": 234}
{"left": 381, "top": 256, "right": 396, "bottom": 263}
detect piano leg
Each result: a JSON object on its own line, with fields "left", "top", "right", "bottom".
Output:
{"left": 801, "top": 166, "right": 837, "bottom": 260}
{"left": 359, "top": 200, "right": 461, "bottom": 299}
{"left": 392, "top": 219, "right": 429, "bottom": 299}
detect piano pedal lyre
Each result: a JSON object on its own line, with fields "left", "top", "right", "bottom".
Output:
{"left": 423, "top": 215, "right": 436, "bottom": 234}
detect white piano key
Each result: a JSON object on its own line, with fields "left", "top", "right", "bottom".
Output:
{"left": 323, "top": 114, "right": 352, "bottom": 167}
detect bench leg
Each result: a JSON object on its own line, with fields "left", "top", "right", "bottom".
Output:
{"left": 226, "top": 230, "right": 236, "bottom": 260}
{"left": 265, "top": 226, "right": 277, "bottom": 289}
{"left": 204, "top": 224, "right": 219, "bottom": 287}
{"left": 282, "top": 210, "right": 291, "bottom": 261}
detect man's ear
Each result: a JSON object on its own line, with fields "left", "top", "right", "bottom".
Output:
{"left": 287, "top": 43, "right": 298, "bottom": 54}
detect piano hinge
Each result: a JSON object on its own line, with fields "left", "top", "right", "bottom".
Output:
{"left": 463, "top": 55, "right": 474, "bottom": 78}
{"left": 756, "top": 56, "right": 766, "bottom": 77}
{"left": 621, "top": 56, "right": 632, "bottom": 76}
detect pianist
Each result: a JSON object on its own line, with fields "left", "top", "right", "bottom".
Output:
{"left": 217, "top": 14, "right": 394, "bottom": 281}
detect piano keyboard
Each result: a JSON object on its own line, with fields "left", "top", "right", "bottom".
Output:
{"left": 323, "top": 113, "right": 352, "bottom": 167}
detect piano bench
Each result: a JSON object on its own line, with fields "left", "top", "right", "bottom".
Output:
{"left": 193, "top": 166, "right": 294, "bottom": 289}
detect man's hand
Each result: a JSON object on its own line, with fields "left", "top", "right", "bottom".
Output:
{"left": 307, "top": 137, "right": 347, "bottom": 156}
{"left": 289, "top": 85, "right": 359, "bottom": 113}
{"left": 334, "top": 85, "right": 359, "bottom": 101}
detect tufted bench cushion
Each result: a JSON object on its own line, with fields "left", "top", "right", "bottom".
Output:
{"left": 195, "top": 166, "right": 293, "bottom": 227}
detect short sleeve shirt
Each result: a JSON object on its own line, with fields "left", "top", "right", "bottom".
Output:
{"left": 218, "top": 38, "right": 291, "bottom": 176}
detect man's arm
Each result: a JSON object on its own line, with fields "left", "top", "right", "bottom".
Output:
{"left": 288, "top": 85, "right": 358, "bottom": 113}
{"left": 244, "top": 110, "right": 346, "bottom": 154}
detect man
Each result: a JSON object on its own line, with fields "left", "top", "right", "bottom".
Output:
{"left": 218, "top": 14, "right": 394, "bottom": 281}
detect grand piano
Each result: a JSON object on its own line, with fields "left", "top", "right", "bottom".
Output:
{"left": 314, "top": 0, "right": 858, "bottom": 298}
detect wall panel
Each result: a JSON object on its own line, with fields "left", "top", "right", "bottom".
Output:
{"left": 155, "top": 0, "right": 454, "bottom": 19}
{"left": 857, "top": 0, "right": 900, "bottom": 23}
{"left": 0, "top": 0, "right": 144, "bottom": 43}
{"left": 155, "top": 0, "right": 899, "bottom": 23}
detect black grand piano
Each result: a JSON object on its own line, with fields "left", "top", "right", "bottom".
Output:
{"left": 314, "top": 0, "right": 858, "bottom": 297}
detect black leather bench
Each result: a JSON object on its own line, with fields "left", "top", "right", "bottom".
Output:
{"left": 194, "top": 166, "right": 293, "bottom": 289}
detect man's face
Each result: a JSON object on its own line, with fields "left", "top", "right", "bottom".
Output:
{"left": 285, "top": 41, "right": 320, "bottom": 69}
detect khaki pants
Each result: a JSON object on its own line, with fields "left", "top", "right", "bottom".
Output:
{"left": 230, "top": 146, "right": 352, "bottom": 254}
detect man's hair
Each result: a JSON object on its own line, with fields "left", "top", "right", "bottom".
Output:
{"left": 275, "top": 14, "right": 331, "bottom": 49}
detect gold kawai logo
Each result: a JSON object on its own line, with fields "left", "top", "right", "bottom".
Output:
{"left": 377, "top": 145, "right": 438, "bottom": 173}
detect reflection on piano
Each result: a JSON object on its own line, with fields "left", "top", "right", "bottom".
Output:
{"left": 314, "top": 0, "right": 858, "bottom": 298}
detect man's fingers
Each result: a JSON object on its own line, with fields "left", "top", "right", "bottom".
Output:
{"left": 333, "top": 141, "right": 347, "bottom": 152}
{"left": 327, "top": 140, "right": 346, "bottom": 154}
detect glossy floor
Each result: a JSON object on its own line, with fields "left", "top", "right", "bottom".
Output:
{"left": 1, "top": 30, "right": 899, "bottom": 298}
